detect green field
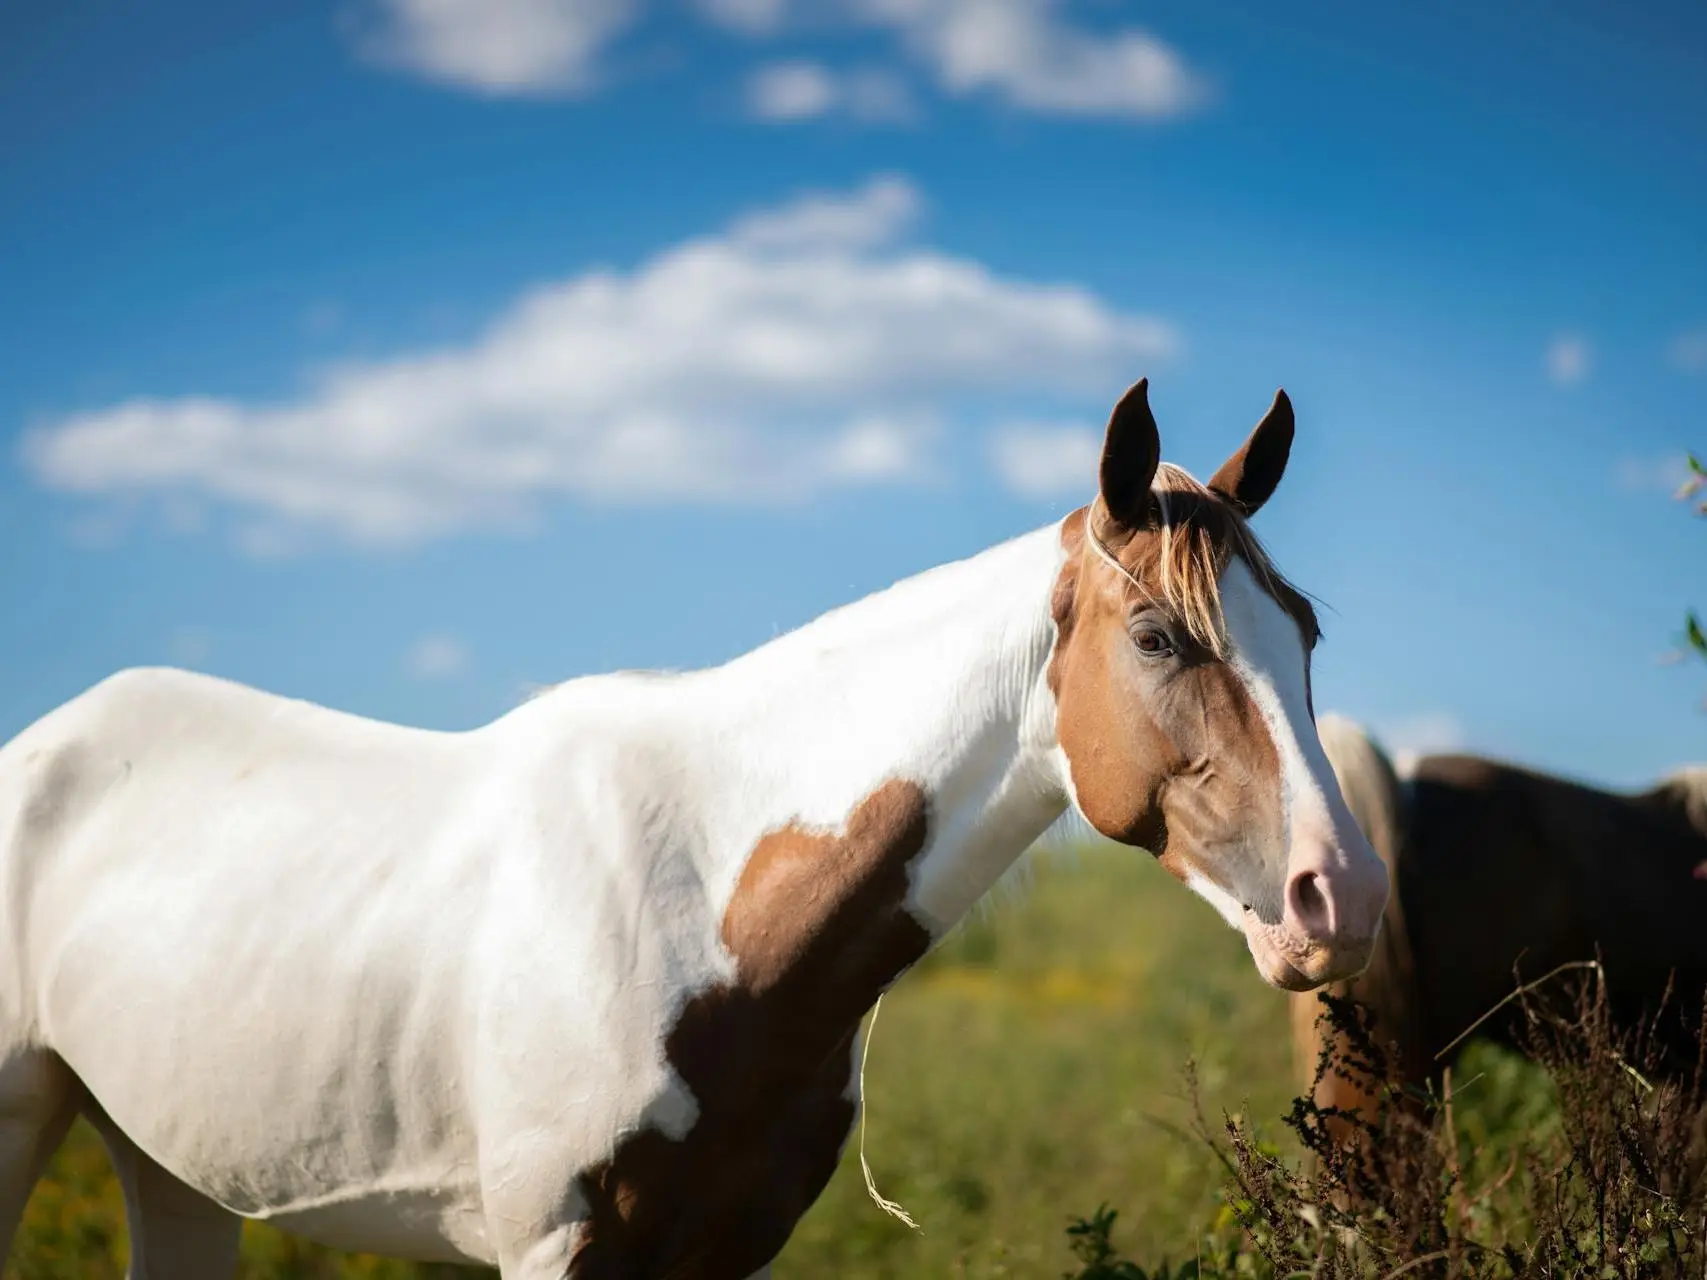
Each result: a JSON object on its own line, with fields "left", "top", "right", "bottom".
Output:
{"left": 0, "top": 845, "right": 1392, "bottom": 1277}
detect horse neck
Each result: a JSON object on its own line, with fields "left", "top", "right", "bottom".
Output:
{"left": 706, "top": 523, "right": 1070, "bottom": 932}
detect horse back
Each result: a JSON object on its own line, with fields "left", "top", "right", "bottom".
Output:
{"left": 0, "top": 667, "right": 518, "bottom": 1257}
{"left": 1407, "top": 754, "right": 1707, "bottom": 1066}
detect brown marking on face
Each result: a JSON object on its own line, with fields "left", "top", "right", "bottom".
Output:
{"left": 570, "top": 780, "right": 932, "bottom": 1279}
{"left": 1048, "top": 485, "right": 1318, "bottom": 912}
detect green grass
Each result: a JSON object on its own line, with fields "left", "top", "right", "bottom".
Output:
{"left": 779, "top": 846, "right": 1298, "bottom": 1277}
{"left": 3, "top": 844, "right": 1551, "bottom": 1278}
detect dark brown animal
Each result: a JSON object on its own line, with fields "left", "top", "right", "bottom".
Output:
{"left": 1293, "top": 716, "right": 1707, "bottom": 1125}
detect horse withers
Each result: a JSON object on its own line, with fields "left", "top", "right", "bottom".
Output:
{"left": 1294, "top": 715, "right": 1707, "bottom": 1129}
{"left": 0, "top": 379, "right": 1386, "bottom": 1279}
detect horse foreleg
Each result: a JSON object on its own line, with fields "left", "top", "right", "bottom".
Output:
{"left": 88, "top": 1106, "right": 241, "bottom": 1280}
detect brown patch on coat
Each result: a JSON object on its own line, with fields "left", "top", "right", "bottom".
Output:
{"left": 570, "top": 780, "right": 932, "bottom": 1279}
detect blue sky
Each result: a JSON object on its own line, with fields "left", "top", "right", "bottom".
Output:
{"left": 3, "top": 0, "right": 1705, "bottom": 786}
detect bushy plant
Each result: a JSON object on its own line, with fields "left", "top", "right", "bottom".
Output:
{"left": 1073, "top": 970, "right": 1707, "bottom": 1279}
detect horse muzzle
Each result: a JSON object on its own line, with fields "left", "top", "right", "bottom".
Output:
{"left": 1242, "top": 839, "right": 1389, "bottom": 991}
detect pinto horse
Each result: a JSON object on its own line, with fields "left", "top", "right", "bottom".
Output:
{"left": 1293, "top": 715, "right": 1707, "bottom": 1124}
{"left": 0, "top": 380, "right": 1386, "bottom": 1279}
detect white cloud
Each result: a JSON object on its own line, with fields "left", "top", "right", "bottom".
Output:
{"left": 748, "top": 60, "right": 837, "bottom": 119}
{"left": 989, "top": 423, "right": 1102, "bottom": 498}
{"left": 728, "top": 172, "right": 920, "bottom": 249}
{"left": 1670, "top": 329, "right": 1707, "bottom": 374}
{"left": 24, "top": 176, "right": 1174, "bottom": 550}
{"left": 705, "top": 0, "right": 1205, "bottom": 120}
{"left": 747, "top": 60, "right": 915, "bottom": 123}
{"left": 1546, "top": 333, "right": 1590, "bottom": 386}
{"left": 356, "top": 0, "right": 638, "bottom": 96}
{"left": 1614, "top": 454, "right": 1693, "bottom": 496}
{"left": 852, "top": 0, "right": 1206, "bottom": 118}
{"left": 405, "top": 633, "right": 469, "bottom": 679}
{"left": 351, "top": 0, "right": 1204, "bottom": 122}
{"left": 821, "top": 415, "right": 927, "bottom": 480}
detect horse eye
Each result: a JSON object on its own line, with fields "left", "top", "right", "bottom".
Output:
{"left": 1134, "top": 628, "right": 1174, "bottom": 657}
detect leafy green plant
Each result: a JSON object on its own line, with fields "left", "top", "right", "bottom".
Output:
{"left": 1063, "top": 1204, "right": 1148, "bottom": 1279}
{"left": 1062, "top": 1203, "right": 1244, "bottom": 1280}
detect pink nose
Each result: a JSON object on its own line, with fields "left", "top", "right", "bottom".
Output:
{"left": 1284, "top": 868, "right": 1335, "bottom": 939}
{"left": 1280, "top": 847, "right": 1389, "bottom": 977}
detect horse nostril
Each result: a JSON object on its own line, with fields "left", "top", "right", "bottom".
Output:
{"left": 1286, "top": 869, "right": 1333, "bottom": 939}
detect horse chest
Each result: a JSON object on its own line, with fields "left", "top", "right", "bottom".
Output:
{"left": 571, "top": 1033, "right": 861, "bottom": 1279}
{"left": 567, "top": 778, "right": 935, "bottom": 1278}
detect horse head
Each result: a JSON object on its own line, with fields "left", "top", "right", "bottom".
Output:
{"left": 1049, "top": 381, "right": 1389, "bottom": 989}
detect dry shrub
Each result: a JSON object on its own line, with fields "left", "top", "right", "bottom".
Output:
{"left": 1224, "top": 972, "right": 1707, "bottom": 1277}
{"left": 1071, "top": 968, "right": 1707, "bottom": 1279}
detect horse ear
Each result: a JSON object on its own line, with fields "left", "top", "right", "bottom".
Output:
{"left": 1208, "top": 388, "right": 1294, "bottom": 518}
{"left": 1098, "top": 378, "right": 1161, "bottom": 529}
